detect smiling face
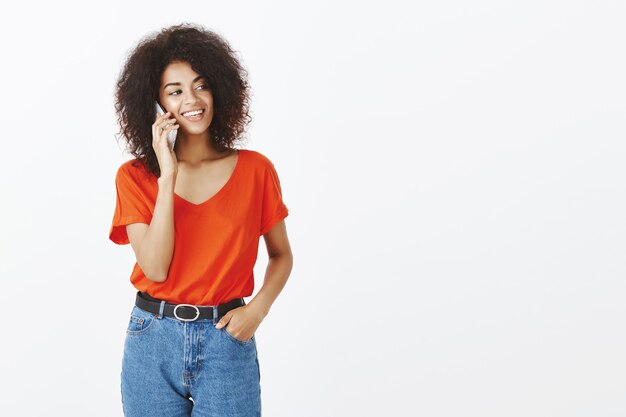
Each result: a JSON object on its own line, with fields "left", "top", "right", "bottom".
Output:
{"left": 158, "top": 60, "right": 214, "bottom": 136}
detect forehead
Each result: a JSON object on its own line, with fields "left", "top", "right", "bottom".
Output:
{"left": 160, "top": 61, "right": 203, "bottom": 85}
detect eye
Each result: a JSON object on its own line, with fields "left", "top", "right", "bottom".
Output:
{"left": 169, "top": 84, "right": 208, "bottom": 96}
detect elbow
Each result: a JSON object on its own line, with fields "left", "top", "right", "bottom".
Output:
{"left": 149, "top": 273, "right": 167, "bottom": 283}
{"left": 269, "top": 251, "right": 294, "bottom": 266}
{"left": 136, "top": 251, "right": 170, "bottom": 283}
{"left": 139, "top": 263, "right": 169, "bottom": 283}
{"left": 151, "top": 266, "right": 170, "bottom": 283}
{"left": 267, "top": 245, "right": 293, "bottom": 260}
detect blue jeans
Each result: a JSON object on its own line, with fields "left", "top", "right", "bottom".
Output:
{"left": 120, "top": 302, "right": 262, "bottom": 416}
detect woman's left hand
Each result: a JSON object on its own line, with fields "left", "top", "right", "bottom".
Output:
{"left": 215, "top": 304, "right": 264, "bottom": 342}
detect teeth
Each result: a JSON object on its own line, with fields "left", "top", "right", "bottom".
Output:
{"left": 183, "top": 109, "right": 203, "bottom": 117}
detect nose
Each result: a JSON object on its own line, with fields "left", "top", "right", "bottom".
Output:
{"left": 183, "top": 89, "right": 201, "bottom": 106}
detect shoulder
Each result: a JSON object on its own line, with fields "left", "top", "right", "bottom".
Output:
{"left": 115, "top": 158, "right": 152, "bottom": 184}
{"left": 240, "top": 149, "right": 278, "bottom": 171}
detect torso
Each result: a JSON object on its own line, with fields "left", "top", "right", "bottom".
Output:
{"left": 174, "top": 149, "right": 239, "bottom": 205}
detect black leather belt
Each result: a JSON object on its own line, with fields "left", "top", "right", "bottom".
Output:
{"left": 135, "top": 291, "right": 245, "bottom": 322}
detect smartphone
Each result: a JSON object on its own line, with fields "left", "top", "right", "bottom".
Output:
{"left": 155, "top": 101, "right": 178, "bottom": 150}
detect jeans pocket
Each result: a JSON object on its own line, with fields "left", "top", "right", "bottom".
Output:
{"left": 222, "top": 326, "right": 254, "bottom": 345}
{"left": 126, "top": 306, "right": 157, "bottom": 336}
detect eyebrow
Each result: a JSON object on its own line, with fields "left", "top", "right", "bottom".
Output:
{"left": 163, "top": 75, "right": 205, "bottom": 90}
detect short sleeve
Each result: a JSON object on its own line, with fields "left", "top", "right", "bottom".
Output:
{"left": 260, "top": 161, "right": 289, "bottom": 236}
{"left": 109, "top": 165, "right": 153, "bottom": 245}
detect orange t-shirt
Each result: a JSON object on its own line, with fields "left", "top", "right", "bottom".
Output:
{"left": 108, "top": 149, "right": 289, "bottom": 306}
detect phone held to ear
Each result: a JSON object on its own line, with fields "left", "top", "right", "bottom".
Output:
{"left": 155, "top": 101, "right": 178, "bottom": 150}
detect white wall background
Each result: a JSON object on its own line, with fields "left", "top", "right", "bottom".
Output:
{"left": 0, "top": 1, "right": 624, "bottom": 416}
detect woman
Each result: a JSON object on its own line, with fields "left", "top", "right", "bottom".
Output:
{"left": 109, "top": 23, "right": 293, "bottom": 417}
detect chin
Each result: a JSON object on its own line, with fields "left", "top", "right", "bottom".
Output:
{"left": 182, "top": 123, "right": 211, "bottom": 134}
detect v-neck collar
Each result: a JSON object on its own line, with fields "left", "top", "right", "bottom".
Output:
{"left": 173, "top": 149, "right": 243, "bottom": 207}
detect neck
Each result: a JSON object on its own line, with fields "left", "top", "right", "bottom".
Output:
{"left": 174, "top": 130, "right": 230, "bottom": 164}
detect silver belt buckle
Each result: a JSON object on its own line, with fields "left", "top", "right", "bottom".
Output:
{"left": 173, "top": 304, "right": 200, "bottom": 322}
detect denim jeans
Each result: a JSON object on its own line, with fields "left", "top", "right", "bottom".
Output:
{"left": 120, "top": 302, "right": 262, "bottom": 417}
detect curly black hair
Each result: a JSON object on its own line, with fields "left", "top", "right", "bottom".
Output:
{"left": 113, "top": 22, "right": 252, "bottom": 178}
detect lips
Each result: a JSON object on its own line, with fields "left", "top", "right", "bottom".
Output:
{"left": 182, "top": 109, "right": 205, "bottom": 121}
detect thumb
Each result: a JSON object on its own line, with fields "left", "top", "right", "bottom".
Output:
{"left": 215, "top": 313, "right": 231, "bottom": 329}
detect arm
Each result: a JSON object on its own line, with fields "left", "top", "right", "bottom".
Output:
{"left": 214, "top": 219, "right": 293, "bottom": 339}
{"left": 247, "top": 219, "right": 294, "bottom": 318}
{"left": 126, "top": 176, "right": 176, "bottom": 283}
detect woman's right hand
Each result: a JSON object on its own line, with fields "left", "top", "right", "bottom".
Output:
{"left": 152, "top": 111, "right": 179, "bottom": 179}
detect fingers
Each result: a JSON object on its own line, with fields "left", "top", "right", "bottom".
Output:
{"left": 155, "top": 112, "right": 177, "bottom": 128}
{"left": 153, "top": 111, "right": 177, "bottom": 129}
{"left": 154, "top": 110, "right": 171, "bottom": 121}
{"left": 161, "top": 122, "right": 179, "bottom": 133}
{"left": 152, "top": 111, "right": 179, "bottom": 144}
{"left": 215, "top": 312, "right": 231, "bottom": 329}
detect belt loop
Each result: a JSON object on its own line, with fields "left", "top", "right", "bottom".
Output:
{"left": 212, "top": 306, "right": 219, "bottom": 325}
{"left": 158, "top": 300, "right": 166, "bottom": 319}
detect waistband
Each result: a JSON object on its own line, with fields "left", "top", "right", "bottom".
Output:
{"left": 134, "top": 291, "right": 245, "bottom": 322}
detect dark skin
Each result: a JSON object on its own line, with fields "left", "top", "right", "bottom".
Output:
{"left": 215, "top": 220, "right": 293, "bottom": 341}
{"left": 158, "top": 60, "right": 293, "bottom": 342}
